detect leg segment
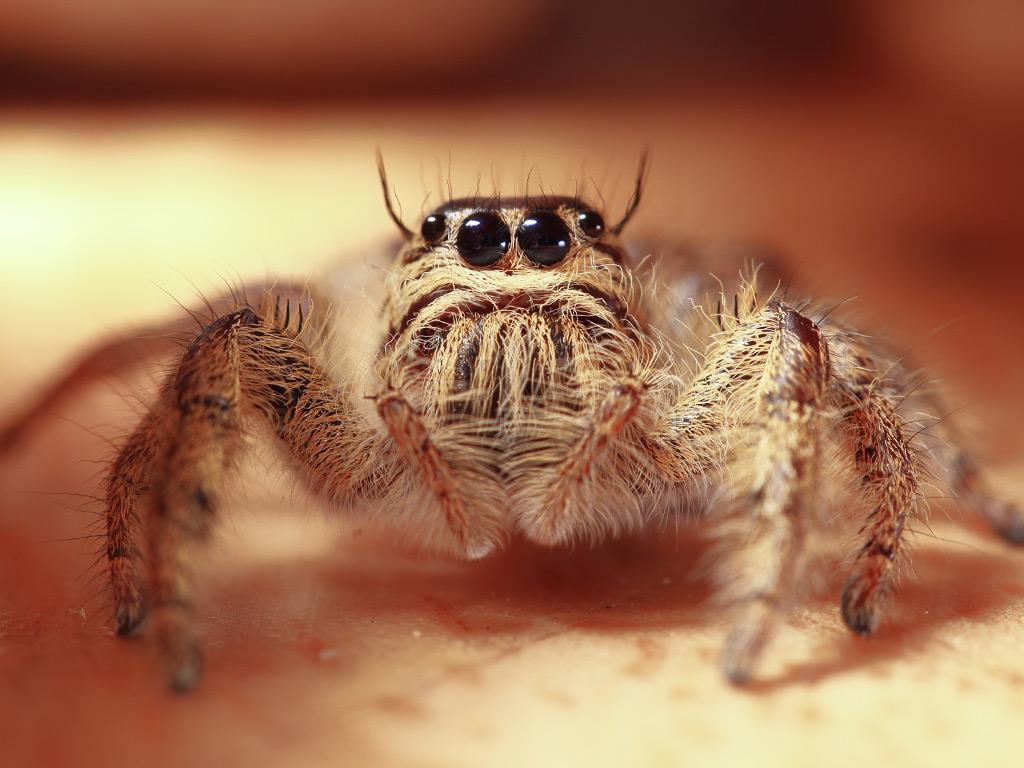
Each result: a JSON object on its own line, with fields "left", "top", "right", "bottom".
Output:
{"left": 831, "top": 330, "right": 1022, "bottom": 551}
{"left": 951, "top": 454, "right": 1024, "bottom": 544}
{"left": 105, "top": 406, "right": 165, "bottom": 635}
{"left": 827, "top": 332, "right": 934, "bottom": 634}
{"left": 0, "top": 282, "right": 312, "bottom": 454}
{"left": 147, "top": 311, "right": 249, "bottom": 691}
{"left": 375, "top": 389, "right": 504, "bottom": 559}
{"left": 651, "top": 297, "right": 831, "bottom": 682}
{"left": 106, "top": 297, "right": 501, "bottom": 689}
{"left": 717, "top": 307, "right": 830, "bottom": 682}
{"left": 101, "top": 302, "right": 365, "bottom": 691}
{"left": 837, "top": 394, "right": 920, "bottom": 635}
{"left": 520, "top": 377, "right": 646, "bottom": 545}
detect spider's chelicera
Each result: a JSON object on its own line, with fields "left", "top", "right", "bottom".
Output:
{"left": 1, "top": 154, "right": 1021, "bottom": 692}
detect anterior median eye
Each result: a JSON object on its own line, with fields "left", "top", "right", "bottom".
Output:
{"left": 456, "top": 212, "right": 511, "bottom": 266}
{"left": 518, "top": 212, "right": 571, "bottom": 266}
{"left": 420, "top": 213, "right": 447, "bottom": 243}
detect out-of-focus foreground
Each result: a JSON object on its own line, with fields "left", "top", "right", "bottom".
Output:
{"left": 0, "top": 3, "right": 1022, "bottom": 767}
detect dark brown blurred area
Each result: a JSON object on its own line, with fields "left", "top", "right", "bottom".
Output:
{"left": 1, "top": 0, "right": 1022, "bottom": 454}
{"left": 8, "top": 0, "right": 1022, "bottom": 429}
{"left": 0, "top": 1, "right": 1020, "bottom": 118}
{"left": 0, "top": 1, "right": 865, "bottom": 102}
{"left": 0, "top": 0, "right": 1017, "bottom": 108}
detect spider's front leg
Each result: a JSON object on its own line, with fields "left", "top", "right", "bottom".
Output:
{"left": 106, "top": 300, "right": 379, "bottom": 691}
{"left": 108, "top": 295, "right": 503, "bottom": 689}
{"left": 653, "top": 298, "right": 834, "bottom": 683}
{"left": 113, "top": 309, "right": 270, "bottom": 690}
{"left": 717, "top": 307, "right": 832, "bottom": 682}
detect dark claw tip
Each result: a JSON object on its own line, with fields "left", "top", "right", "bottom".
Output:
{"left": 841, "top": 585, "right": 879, "bottom": 636}
{"left": 168, "top": 648, "right": 204, "bottom": 694}
{"left": 723, "top": 665, "right": 753, "bottom": 687}
{"left": 115, "top": 607, "right": 147, "bottom": 637}
{"left": 719, "top": 632, "right": 757, "bottom": 687}
{"left": 995, "top": 518, "right": 1024, "bottom": 546}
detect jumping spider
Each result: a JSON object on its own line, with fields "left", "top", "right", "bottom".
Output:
{"left": 2, "top": 155, "right": 1021, "bottom": 692}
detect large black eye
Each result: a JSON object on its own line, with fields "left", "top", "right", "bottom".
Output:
{"left": 577, "top": 209, "right": 605, "bottom": 238}
{"left": 455, "top": 212, "right": 510, "bottom": 266}
{"left": 518, "top": 212, "right": 571, "bottom": 266}
{"left": 420, "top": 213, "right": 447, "bottom": 243}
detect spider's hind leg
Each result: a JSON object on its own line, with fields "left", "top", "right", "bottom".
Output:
{"left": 952, "top": 453, "right": 1024, "bottom": 544}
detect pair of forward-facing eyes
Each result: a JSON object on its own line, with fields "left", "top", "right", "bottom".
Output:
{"left": 418, "top": 208, "right": 606, "bottom": 267}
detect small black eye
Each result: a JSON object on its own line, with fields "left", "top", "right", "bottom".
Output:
{"left": 518, "top": 212, "right": 571, "bottom": 266}
{"left": 456, "top": 212, "right": 510, "bottom": 266}
{"left": 420, "top": 213, "right": 447, "bottom": 243}
{"left": 577, "top": 209, "right": 605, "bottom": 238}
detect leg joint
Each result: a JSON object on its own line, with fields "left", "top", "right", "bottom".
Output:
{"left": 763, "top": 305, "right": 830, "bottom": 406}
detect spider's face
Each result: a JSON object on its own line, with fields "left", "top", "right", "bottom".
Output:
{"left": 378, "top": 197, "right": 648, "bottom": 417}
{"left": 386, "top": 196, "right": 636, "bottom": 317}
{"left": 382, "top": 196, "right": 639, "bottom": 347}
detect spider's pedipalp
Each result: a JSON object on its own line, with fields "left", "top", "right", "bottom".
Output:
{"left": 374, "top": 388, "right": 505, "bottom": 559}
{"left": 518, "top": 375, "right": 648, "bottom": 546}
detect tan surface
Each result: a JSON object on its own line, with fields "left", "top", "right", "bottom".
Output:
{"left": 1, "top": 107, "right": 1023, "bottom": 767}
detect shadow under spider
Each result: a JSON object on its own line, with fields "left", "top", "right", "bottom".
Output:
{"left": 1, "top": 416, "right": 1020, "bottom": 694}
{"left": 212, "top": 520, "right": 1023, "bottom": 691}
{"left": 746, "top": 542, "right": 1024, "bottom": 692}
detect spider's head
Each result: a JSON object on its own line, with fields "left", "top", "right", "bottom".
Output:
{"left": 374, "top": 154, "right": 655, "bottom": 407}
{"left": 378, "top": 195, "right": 645, "bottom": 359}
{"left": 376, "top": 156, "right": 663, "bottom": 417}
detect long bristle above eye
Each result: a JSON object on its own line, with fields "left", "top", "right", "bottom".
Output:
{"left": 376, "top": 148, "right": 414, "bottom": 241}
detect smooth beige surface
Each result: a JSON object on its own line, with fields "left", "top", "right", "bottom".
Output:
{"left": 0, "top": 108, "right": 1022, "bottom": 768}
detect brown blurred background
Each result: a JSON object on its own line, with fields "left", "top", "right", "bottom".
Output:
{"left": 1, "top": 3, "right": 1023, "bottom": 767}
{"left": 0, "top": 0, "right": 1020, "bottom": 105}
{"left": 2, "top": 0, "right": 1022, "bottom": 428}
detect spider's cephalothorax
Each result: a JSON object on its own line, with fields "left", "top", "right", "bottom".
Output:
{"left": 1, "top": 157, "right": 1021, "bottom": 692}
{"left": 368, "top": 194, "right": 682, "bottom": 559}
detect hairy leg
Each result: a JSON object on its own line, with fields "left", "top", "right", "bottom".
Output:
{"left": 374, "top": 389, "right": 505, "bottom": 558}
{"left": 828, "top": 329, "right": 1019, "bottom": 635}
{"left": 107, "top": 293, "right": 519, "bottom": 688}
{"left": 828, "top": 333, "right": 937, "bottom": 635}
{"left": 653, "top": 292, "right": 832, "bottom": 682}
{"left": 90, "top": 286, "right": 321, "bottom": 639}
{"left": 519, "top": 376, "right": 647, "bottom": 545}
{"left": 715, "top": 306, "right": 830, "bottom": 682}
{"left": 105, "top": 405, "right": 166, "bottom": 635}
{"left": 951, "top": 454, "right": 1024, "bottom": 543}
{"left": 146, "top": 310, "right": 252, "bottom": 691}
{"left": 101, "top": 301, "right": 366, "bottom": 690}
{"left": 835, "top": 386, "right": 919, "bottom": 635}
